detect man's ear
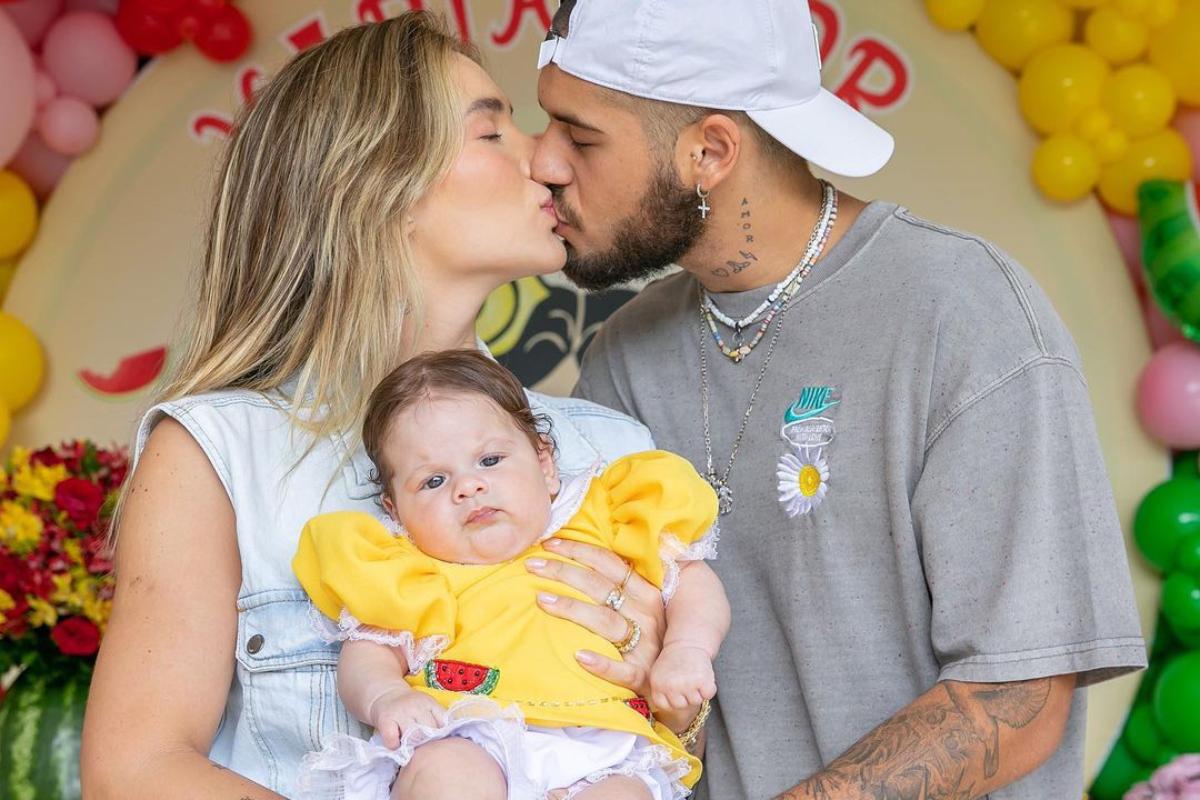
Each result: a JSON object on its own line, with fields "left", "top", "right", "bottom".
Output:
{"left": 677, "top": 113, "right": 742, "bottom": 193}
{"left": 538, "top": 437, "right": 561, "bottom": 497}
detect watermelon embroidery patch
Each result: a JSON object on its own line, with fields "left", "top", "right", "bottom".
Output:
{"left": 625, "top": 697, "right": 653, "bottom": 722}
{"left": 424, "top": 659, "right": 500, "bottom": 695}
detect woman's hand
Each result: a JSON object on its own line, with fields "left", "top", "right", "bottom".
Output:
{"left": 525, "top": 538, "right": 665, "bottom": 700}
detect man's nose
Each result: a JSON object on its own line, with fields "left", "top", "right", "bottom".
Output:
{"left": 531, "top": 130, "right": 572, "bottom": 188}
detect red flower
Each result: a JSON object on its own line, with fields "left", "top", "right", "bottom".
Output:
{"left": 30, "top": 448, "right": 64, "bottom": 468}
{"left": 55, "top": 479, "right": 105, "bottom": 529}
{"left": 50, "top": 617, "right": 100, "bottom": 657}
{"left": 0, "top": 554, "right": 31, "bottom": 597}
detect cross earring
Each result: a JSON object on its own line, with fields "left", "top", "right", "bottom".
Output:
{"left": 696, "top": 183, "right": 711, "bottom": 220}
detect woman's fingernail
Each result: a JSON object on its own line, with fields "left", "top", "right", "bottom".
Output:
{"left": 576, "top": 650, "right": 598, "bottom": 665}
{"left": 537, "top": 592, "right": 558, "bottom": 605}
{"left": 526, "top": 558, "right": 547, "bottom": 570}
{"left": 543, "top": 539, "right": 561, "bottom": 549}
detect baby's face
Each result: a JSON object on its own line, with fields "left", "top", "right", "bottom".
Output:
{"left": 380, "top": 392, "right": 560, "bottom": 564}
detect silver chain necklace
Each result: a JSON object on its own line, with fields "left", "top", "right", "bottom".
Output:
{"left": 699, "top": 191, "right": 840, "bottom": 515}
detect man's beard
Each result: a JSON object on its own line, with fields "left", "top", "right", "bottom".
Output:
{"left": 558, "top": 160, "right": 704, "bottom": 292}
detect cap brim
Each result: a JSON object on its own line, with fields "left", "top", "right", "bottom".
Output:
{"left": 748, "top": 89, "right": 894, "bottom": 178}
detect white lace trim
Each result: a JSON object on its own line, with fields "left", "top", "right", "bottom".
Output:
{"left": 561, "top": 740, "right": 693, "bottom": 800}
{"left": 539, "top": 462, "right": 604, "bottom": 541}
{"left": 307, "top": 605, "right": 449, "bottom": 674}
{"left": 660, "top": 523, "right": 720, "bottom": 605}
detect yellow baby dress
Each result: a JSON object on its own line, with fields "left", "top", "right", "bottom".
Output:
{"left": 293, "top": 450, "right": 718, "bottom": 798}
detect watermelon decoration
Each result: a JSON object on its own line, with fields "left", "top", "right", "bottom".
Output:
{"left": 424, "top": 659, "right": 499, "bottom": 696}
{"left": 1140, "top": 181, "right": 1200, "bottom": 343}
{"left": 625, "top": 697, "right": 653, "bottom": 722}
{"left": 0, "top": 668, "right": 90, "bottom": 800}
{"left": 78, "top": 346, "right": 167, "bottom": 397}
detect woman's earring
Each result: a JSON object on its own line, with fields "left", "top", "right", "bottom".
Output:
{"left": 696, "top": 183, "right": 711, "bottom": 220}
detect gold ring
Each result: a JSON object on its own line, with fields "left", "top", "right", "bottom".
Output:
{"left": 617, "top": 561, "right": 635, "bottom": 591}
{"left": 614, "top": 616, "right": 641, "bottom": 655}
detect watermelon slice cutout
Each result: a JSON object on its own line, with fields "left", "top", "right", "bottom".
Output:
{"left": 78, "top": 346, "right": 167, "bottom": 396}
{"left": 625, "top": 697, "right": 653, "bottom": 721}
{"left": 424, "top": 659, "right": 499, "bottom": 695}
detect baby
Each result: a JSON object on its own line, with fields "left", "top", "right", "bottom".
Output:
{"left": 293, "top": 349, "right": 730, "bottom": 800}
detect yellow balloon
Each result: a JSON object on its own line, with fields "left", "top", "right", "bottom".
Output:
{"left": 1095, "top": 127, "right": 1132, "bottom": 162}
{"left": 975, "top": 0, "right": 1075, "bottom": 70}
{"left": 1115, "top": 0, "right": 1152, "bottom": 14}
{"left": 1102, "top": 63, "right": 1177, "bottom": 137}
{"left": 1098, "top": 128, "right": 1194, "bottom": 213}
{"left": 0, "top": 259, "right": 15, "bottom": 305}
{"left": 0, "top": 312, "right": 45, "bottom": 414}
{"left": 1148, "top": 0, "right": 1200, "bottom": 104}
{"left": 926, "top": 0, "right": 988, "bottom": 29}
{"left": 1141, "top": 0, "right": 1181, "bottom": 26}
{"left": 0, "top": 172, "right": 37, "bottom": 261}
{"left": 1033, "top": 134, "right": 1103, "bottom": 200}
{"left": 1086, "top": 7, "right": 1150, "bottom": 63}
{"left": 1019, "top": 44, "right": 1111, "bottom": 134}
{"left": 0, "top": 400, "right": 9, "bottom": 450}
{"left": 1061, "top": 0, "right": 1110, "bottom": 6}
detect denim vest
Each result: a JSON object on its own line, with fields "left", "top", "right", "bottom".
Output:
{"left": 132, "top": 385, "right": 653, "bottom": 798}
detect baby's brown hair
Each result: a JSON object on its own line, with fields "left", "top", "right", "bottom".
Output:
{"left": 362, "top": 349, "right": 552, "bottom": 495}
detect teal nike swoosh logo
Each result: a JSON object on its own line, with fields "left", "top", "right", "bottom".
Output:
{"left": 784, "top": 399, "right": 839, "bottom": 424}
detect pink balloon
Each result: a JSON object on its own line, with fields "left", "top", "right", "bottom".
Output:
{"left": 36, "top": 95, "right": 98, "bottom": 155}
{"left": 0, "top": 11, "right": 36, "bottom": 164}
{"left": 1175, "top": 109, "right": 1200, "bottom": 184}
{"left": 64, "top": 0, "right": 118, "bottom": 13}
{"left": 41, "top": 11, "right": 135, "bottom": 107}
{"left": 1107, "top": 210, "right": 1146, "bottom": 292}
{"left": 9, "top": 131, "right": 71, "bottom": 198}
{"left": 1137, "top": 341, "right": 1200, "bottom": 448}
{"left": 1143, "top": 293, "right": 1188, "bottom": 350}
{"left": 33, "top": 68, "right": 56, "bottom": 108}
{"left": 2, "top": 0, "right": 65, "bottom": 46}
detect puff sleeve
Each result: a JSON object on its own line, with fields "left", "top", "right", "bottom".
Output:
{"left": 292, "top": 510, "right": 456, "bottom": 673}
{"left": 599, "top": 451, "right": 719, "bottom": 602}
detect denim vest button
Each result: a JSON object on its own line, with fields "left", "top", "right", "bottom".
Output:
{"left": 247, "top": 633, "right": 264, "bottom": 654}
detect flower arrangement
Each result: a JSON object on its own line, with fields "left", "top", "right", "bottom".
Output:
{"left": 1125, "top": 753, "right": 1200, "bottom": 799}
{"left": 0, "top": 441, "right": 127, "bottom": 679}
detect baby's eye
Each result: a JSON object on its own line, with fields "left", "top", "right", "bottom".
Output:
{"left": 422, "top": 475, "right": 446, "bottom": 490}
{"left": 480, "top": 455, "right": 503, "bottom": 468}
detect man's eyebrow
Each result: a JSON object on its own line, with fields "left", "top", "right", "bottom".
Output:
{"left": 465, "top": 96, "right": 512, "bottom": 117}
{"left": 548, "top": 111, "right": 604, "bottom": 134}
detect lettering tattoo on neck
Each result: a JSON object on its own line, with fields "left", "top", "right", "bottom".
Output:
{"left": 712, "top": 198, "right": 759, "bottom": 278}
{"left": 776, "top": 678, "right": 1053, "bottom": 800}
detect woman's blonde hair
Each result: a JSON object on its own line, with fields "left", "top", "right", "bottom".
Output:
{"left": 160, "top": 11, "right": 477, "bottom": 438}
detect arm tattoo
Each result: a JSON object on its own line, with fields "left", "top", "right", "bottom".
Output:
{"left": 778, "top": 679, "right": 1052, "bottom": 800}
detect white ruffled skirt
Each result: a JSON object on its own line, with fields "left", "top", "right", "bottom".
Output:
{"left": 296, "top": 698, "right": 692, "bottom": 800}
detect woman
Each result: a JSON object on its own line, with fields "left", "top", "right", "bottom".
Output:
{"left": 81, "top": 14, "right": 700, "bottom": 799}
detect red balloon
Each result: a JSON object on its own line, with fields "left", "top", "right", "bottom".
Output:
{"left": 191, "top": 2, "right": 248, "bottom": 62}
{"left": 115, "top": 0, "right": 182, "bottom": 54}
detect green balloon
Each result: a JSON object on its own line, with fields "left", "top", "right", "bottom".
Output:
{"left": 1163, "top": 573, "right": 1200, "bottom": 634}
{"left": 1134, "top": 478, "right": 1200, "bottom": 571}
{"left": 1139, "top": 180, "right": 1200, "bottom": 342}
{"left": 1123, "top": 702, "right": 1164, "bottom": 762}
{"left": 1153, "top": 652, "right": 1200, "bottom": 751}
{"left": 1090, "top": 739, "right": 1153, "bottom": 800}
{"left": 1176, "top": 533, "right": 1200, "bottom": 578}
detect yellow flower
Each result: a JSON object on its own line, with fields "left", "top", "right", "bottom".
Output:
{"left": 12, "top": 461, "right": 68, "bottom": 502}
{"left": 64, "top": 539, "right": 84, "bottom": 566}
{"left": 8, "top": 446, "right": 30, "bottom": 472}
{"left": 0, "top": 589, "right": 15, "bottom": 613}
{"left": 0, "top": 500, "right": 44, "bottom": 556}
{"left": 0, "top": 468, "right": 8, "bottom": 493}
{"left": 82, "top": 595, "right": 110, "bottom": 627}
{"left": 27, "top": 597, "right": 58, "bottom": 628}
{"left": 51, "top": 573, "right": 73, "bottom": 604}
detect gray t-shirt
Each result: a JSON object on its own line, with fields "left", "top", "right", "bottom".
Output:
{"left": 574, "top": 201, "right": 1146, "bottom": 800}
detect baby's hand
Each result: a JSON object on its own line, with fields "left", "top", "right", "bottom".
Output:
{"left": 650, "top": 643, "right": 717, "bottom": 711}
{"left": 368, "top": 687, "right": 446, "bottom": 750}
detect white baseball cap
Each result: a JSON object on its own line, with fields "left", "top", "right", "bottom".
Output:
{"left": 537, "top": 0, "right": 894, "bottom": 178}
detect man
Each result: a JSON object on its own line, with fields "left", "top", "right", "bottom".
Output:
{"left": 531, "top": 1, "right": 1147, "bottom": 798}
